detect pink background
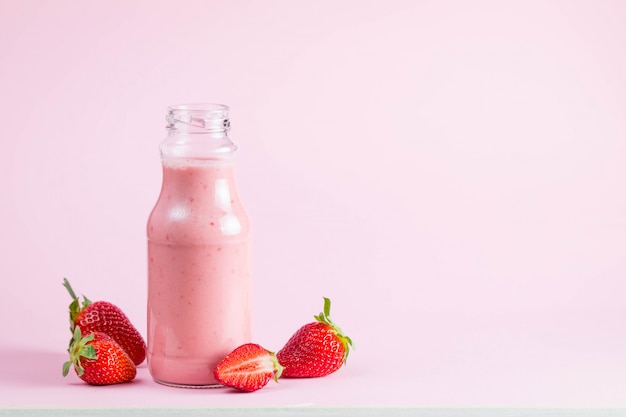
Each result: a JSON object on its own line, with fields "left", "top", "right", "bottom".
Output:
{"left": 1, "top": 0, "right": 626, "bottom": 408}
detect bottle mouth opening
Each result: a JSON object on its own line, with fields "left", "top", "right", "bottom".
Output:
{"left": 168, "top": 103, "right": 229, "bottom": 113}
{"left": 167, "top": 103, "right": 230, "bottom": 132}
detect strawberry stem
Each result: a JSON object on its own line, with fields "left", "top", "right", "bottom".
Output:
{"left": 313, "top": 297, "right": 354, "bottom": 364}
{"left": 63, "top": 278, "right": 92, "bottom": 333}
{"left": 62, "top": 278, "right": 78, "bottom": 300}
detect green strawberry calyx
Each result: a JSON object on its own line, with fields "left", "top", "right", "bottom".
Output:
{"left": 313, "top": 297, "right": 354, "bottom": 364}
{"left": 62, "top": 326, "right": 97, "bottom": 377}
{"left": 270, "top": 351, "right": 284, "bottom": 381}
{"left": 63, "top": 278, "right": 92, "bottom": 333}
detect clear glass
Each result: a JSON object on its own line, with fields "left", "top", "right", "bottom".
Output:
{"left": 147, "top": 103, "right": 252, "bottom": 388}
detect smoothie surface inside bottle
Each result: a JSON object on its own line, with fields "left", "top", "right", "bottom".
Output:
{"left": 147, "top": 103, "right": 252, "bottom": 387}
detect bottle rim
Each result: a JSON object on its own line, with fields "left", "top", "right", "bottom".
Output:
{"left": 167, "top": 103, "right": 229, "bottom": 113}
{"left": 166, "top": 103, "right": 230, "bottom": 132}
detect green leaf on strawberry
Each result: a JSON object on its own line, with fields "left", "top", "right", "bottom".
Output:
{"left": 63, "top": 327, "right": 96, "bottom": 377}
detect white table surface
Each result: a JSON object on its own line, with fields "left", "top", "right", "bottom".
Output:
{"left": 2, "top": 408, "right": 626, "bottom": 417}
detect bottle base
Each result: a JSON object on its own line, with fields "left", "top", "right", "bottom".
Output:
{"left": 148, "top": 353, "right": 226, "bottom": 387}
{"left": 154, "top": 379, "right": 224, "bottom": 389}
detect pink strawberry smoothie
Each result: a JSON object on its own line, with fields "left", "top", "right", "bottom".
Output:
{"left": 147, "top": 159, "right": 252, "bottom": 387}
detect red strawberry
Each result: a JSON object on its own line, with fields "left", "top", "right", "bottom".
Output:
{"left": 63, "top": 278, "right": 146, "bottom": 366}
{"left": 213, "top": 343, "right": 283, "bottom": 392}
{"left": 62, "top": 327, "right": 136, "bottom": 385}
{"left": 277, "top": 297, "right": 353, "bottom": 378}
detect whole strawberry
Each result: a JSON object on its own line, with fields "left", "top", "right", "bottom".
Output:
{"left": 277, "top": 297, "right": 353, "bottom": 378}
{"left": 214, "top": 343, "right": 283, "bottom": 392}
{"left": 62, "top": 327, "right": 136, "bottom": 385}
{"left": 63, "top": 278, "right": 146, "bottom": 366}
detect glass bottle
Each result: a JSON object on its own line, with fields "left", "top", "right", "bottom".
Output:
{"left": 147, "top": 103, "right": 252, "bottom": 387}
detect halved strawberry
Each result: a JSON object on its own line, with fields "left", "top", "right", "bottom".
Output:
{"left": 277, "top": 297, "right": 353, "bottom": 378}
{"left": 213, "top": 343, "right": 283, "bottom": 392}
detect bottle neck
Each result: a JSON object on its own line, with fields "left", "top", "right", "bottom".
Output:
{"left": 161, "top": 103, "right": 237, "bottom": 162}
{"left": 166, "top": 103, "right": 230, "bottom": 132}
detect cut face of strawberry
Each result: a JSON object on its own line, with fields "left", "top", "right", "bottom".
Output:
{"left": 213, "top": 343, "right": 283, "bottom": 392}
